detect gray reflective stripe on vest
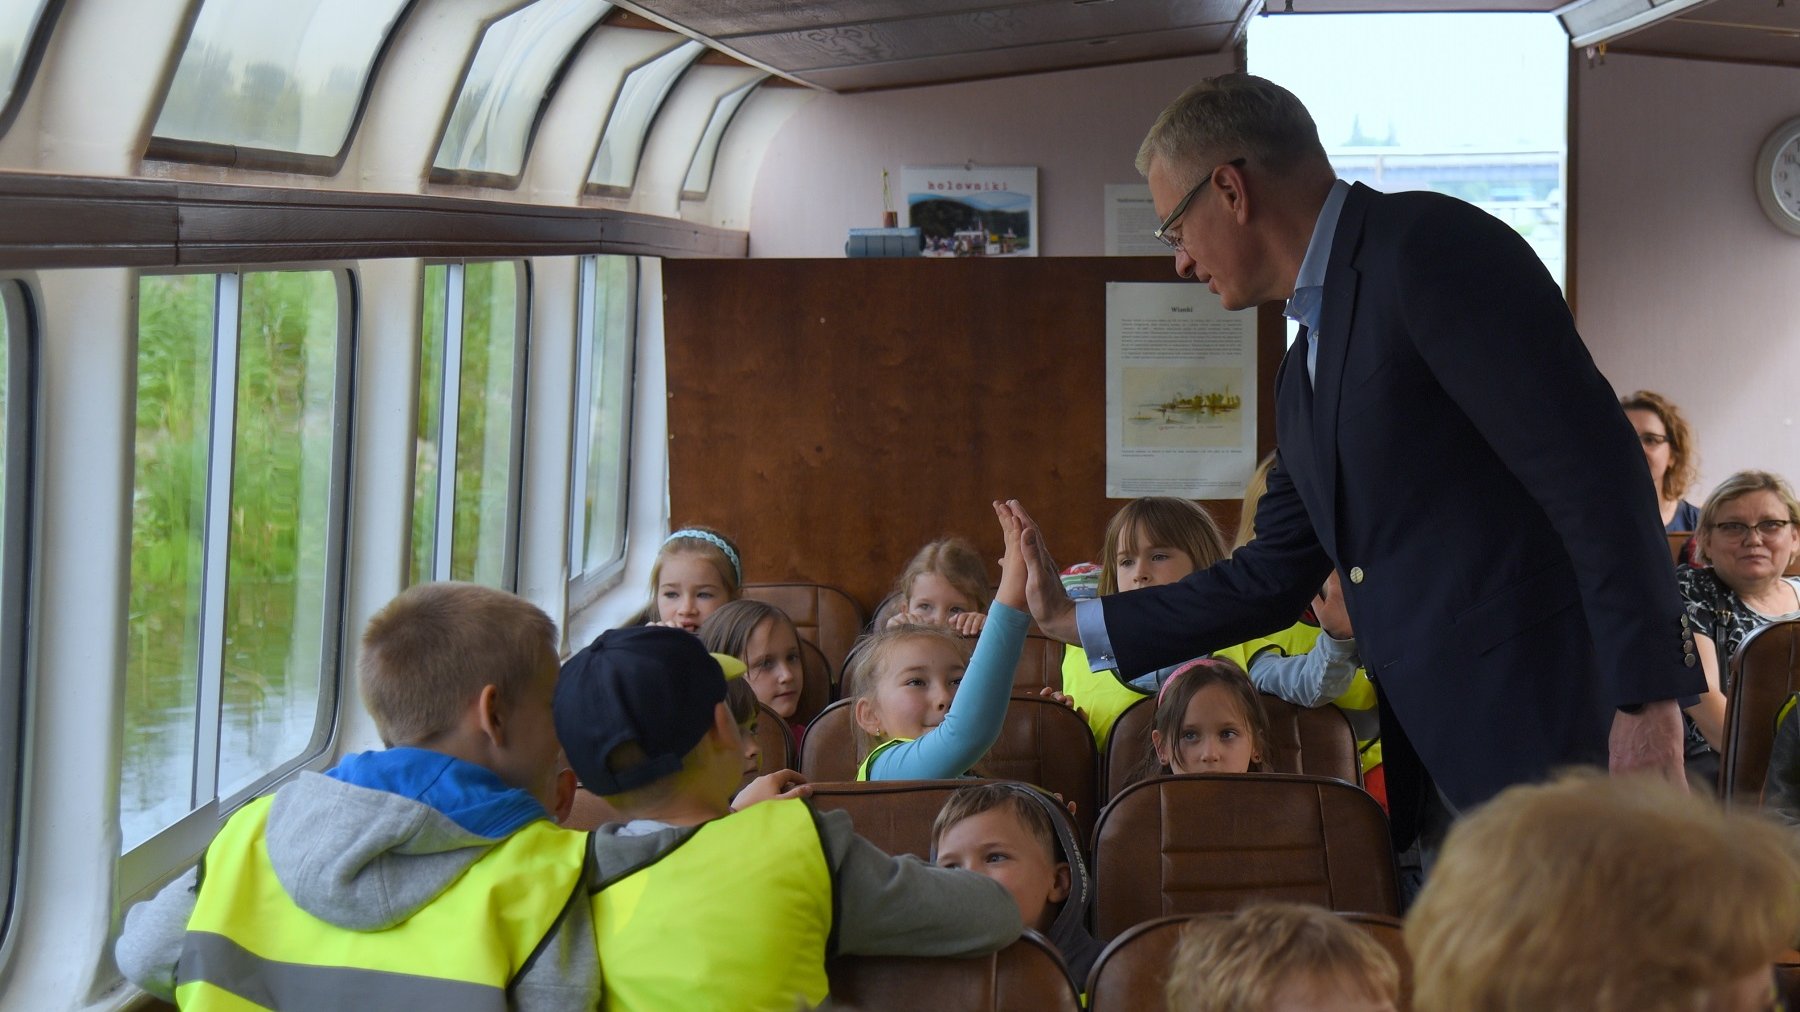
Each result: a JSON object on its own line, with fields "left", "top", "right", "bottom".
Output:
{"left": 178, "top": 931, "right": 509, "bottom": 1010}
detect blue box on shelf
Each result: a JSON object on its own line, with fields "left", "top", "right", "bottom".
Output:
{"left": 845, "top": 227, "right": 923, "bottom": 258}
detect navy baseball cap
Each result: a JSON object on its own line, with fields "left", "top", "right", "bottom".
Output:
{"left": 554, "top": 625, "right": 747, "bottom": 796}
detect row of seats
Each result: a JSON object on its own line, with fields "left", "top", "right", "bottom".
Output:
{"left": 828, "top": 911, "right": 1412, "bottom": 1011}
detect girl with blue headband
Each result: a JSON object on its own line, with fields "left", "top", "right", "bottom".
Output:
{"left": 640, "top": 526, "right": 743, "bottom": 633}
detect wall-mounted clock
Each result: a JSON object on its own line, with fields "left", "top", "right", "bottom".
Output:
{"left": 1755, "top": 116, "right": 1800, "bottom": 237}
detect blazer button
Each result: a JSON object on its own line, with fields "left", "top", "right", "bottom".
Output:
{"left": 1685, "top": 653, "right": 1698, "bottom": 668}
{"left": 1349, "top": 566, "right": 1364, "bottom": 585}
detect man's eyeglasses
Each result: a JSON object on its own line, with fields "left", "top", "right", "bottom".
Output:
{"left": 1153, "top": 157, "right": 1247, "bottom": 253}
{"left": 1709, "top": 519, "right": 1794, "bottom": 542}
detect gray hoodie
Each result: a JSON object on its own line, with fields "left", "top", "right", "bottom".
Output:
{"left": 115, "top": 770, "right": 598, "bottom": 1009}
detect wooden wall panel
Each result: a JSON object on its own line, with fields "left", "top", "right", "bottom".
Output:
{"left": 664, "top": 257, "right": 1285, "bottom": 612}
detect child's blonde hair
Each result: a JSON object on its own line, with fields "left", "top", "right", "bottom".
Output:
{"left": 1098, "top": 498, "right": 1228, "bottom": 596}
{"left": 1165, "top": 903, "right": 1400, "bottom": 1012}
{"left": 1135, "top": 657, "right": 1270, "bottom": 783}
{"left": 1235, "top": 452, "right": 1277, "bottom": 552}
{"left": 894, "top": 537, "right": 992, "bottom": 611}
{"left": 845, "top": 624, "right": 970, "bottom": 757}
{"left": 642, "top": 525, "right": 742, "bottom": 618}
{"left": 360, "top": 582, "right": 556, "bottom": 747}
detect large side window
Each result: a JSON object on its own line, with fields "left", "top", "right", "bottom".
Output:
{"left": 410, "top": 262, "right": 528, "bottom": 588}
{"left": 149, "top": 0, "right": 412, "bottom": 171}
{"left": 568, "top": 256, "right": 636, "bottom": 602}
{"left": 120, "top": 270, "right": 350, "bottom": 879}
{"left": 0, "top": 281, "right": 33, "bottom": 944}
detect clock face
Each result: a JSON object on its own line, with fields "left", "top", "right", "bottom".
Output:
{"left": 1756, "top": 117, "right": 1800, "bottom": 237}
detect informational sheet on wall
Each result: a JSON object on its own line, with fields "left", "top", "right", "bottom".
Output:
{"left": 1104, "top": 184, "right": 1167, "bottom": 256}
{"left": 1105, "top": 282, "right": 1258, "bottom": 498}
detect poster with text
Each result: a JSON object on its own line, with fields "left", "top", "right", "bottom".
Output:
{"left": 901, "top": 165, "right": 1037, "bottom": 257}
{"left": 1104, "top": 184, "right": 1168, "bottom": 256}
{"left": 1105, "top": 282, "right": 1258, "bottom": 498}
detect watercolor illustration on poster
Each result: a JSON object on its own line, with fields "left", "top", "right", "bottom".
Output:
{"left": 900, "top": 165, "right": 1037, "bottom": 257}
{"left": 1105, "top": 282, "right": 1258, "bottom": 498}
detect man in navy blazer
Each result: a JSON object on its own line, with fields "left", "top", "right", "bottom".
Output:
{"left": 1016, "top": 75, "right": 1702, "bottom": 849}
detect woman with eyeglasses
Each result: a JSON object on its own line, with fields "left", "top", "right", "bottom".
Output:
{"left": 1620, "top": 390, "right": 1702, "bottom": 533}
{"left": 1675, "top": 470, "right": 1800, "bottom": 779}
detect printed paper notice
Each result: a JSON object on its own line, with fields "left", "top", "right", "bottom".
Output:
{"left": 1106, "top": 282, "right": 1258, "bottom": 498}
{"left": 1104, "top": 184, "right": 1167, "bottom": 256}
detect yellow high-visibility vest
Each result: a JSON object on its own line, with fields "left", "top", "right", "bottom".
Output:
{"left": 856, "top": 735, "right": 911, "bottom": 781}
{"left": 1212, "top": 622, "right": 1384, "bottom": 774}
{"left": 176, "top": 793, "right": 588, "bottom": 1010}
{"left": 592, "top": 798, "right": 833, "bottom": 1011}
{"left": 1060, "top": 645, "right": 1152, "bottom": 750}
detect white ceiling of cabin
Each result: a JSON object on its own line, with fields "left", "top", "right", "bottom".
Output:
{"left": 615, "top": 0, "right": 1800, "bottom": 91}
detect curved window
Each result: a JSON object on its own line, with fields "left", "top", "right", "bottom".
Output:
{"left": 121, "top": 270, "right": 350, "bottom": 863}
{"left": 433, "top": 0, "right": 612, "bottom": 183}
{"left": 587, "top": 40, "right": 703, "bottom": 193}
{"left": 0, "top": 0, "right": 57, "bottom": 134}
{"left": 150, "top": 0, "right": 411, "bottom": 169}
{"left": 682, "top": 74, "right": 766, "bottom": 200}
{"left": 0, "top": 282, "right": 32, "bottom": 946}
{"left": 411, "top": 262, "right": 527, "bottom": 589}
{"left": 568, "top": 255, "right": 636, "bottom": 599}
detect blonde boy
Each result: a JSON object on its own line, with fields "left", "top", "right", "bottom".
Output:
{"left": 931, "top": 782, "right": 1102, "bottom": 985}
{"left": 1165, "top": 903, "right": 1400, "bottom": 1012}
{"left": 556, "top": 625, "right": 1022, "bottom": 1011}
{"left": 117, "top": 583, "right": 597, "bottom": 1009}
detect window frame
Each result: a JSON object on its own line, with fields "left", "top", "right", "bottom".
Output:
{"left": 116, "top": 265, "right": 355, "bottom": 904}
{"left": 141, "top": 0, "right": 421, "bottom": 176}
{"left": 566, "top": 254, "right": 637, "bottom": 608}
{"left": 411, "top": 259, "right": 532, "bottom": 591}
{"left": 427, "top": 1, "right": 613, "bottom": 190}
{"left": 0, "top": 280, "right": 36, "bottom": 956}
{"left": 0, "top": 0, "right": 66, "bottom": 142}
{"left": 583, "top": 39, "right": 703, "bottom": 198}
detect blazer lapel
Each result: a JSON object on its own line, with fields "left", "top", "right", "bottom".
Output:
{"left": 1307, "top": 183, "right": 1372, "bottom": 547}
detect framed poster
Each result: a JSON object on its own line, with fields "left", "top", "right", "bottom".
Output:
{"left": 900, "top": 165, "right": 1037, "bottom": 257}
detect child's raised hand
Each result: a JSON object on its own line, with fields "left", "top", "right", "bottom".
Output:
{"left": 993, "top": 500, "right": 1027, "bottom": 612}
{"left": 946, "top": 611, "right": 987, "bottom": 637}
{"left": 1002, "top": 500, "right": 1076, "bottom": 642}
{"left": 731, "top": 769, "right": 811, "bottom": 810}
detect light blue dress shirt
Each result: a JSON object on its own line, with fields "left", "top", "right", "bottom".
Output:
{"left": 1075, "top": 179, "right": 1350, "bottom": 672}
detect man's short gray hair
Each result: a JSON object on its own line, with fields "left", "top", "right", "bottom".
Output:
{"left": 1136, "top": 74, "right": 1330, "bottom": 185}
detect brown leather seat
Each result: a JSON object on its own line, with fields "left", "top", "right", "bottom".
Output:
{"left": 742, "top": 581, "right": 865, "bottom": 682}
{"left": 1721, "top": 618, "right": 1800, "bottom": 802}
{"left": 1103, "top": 693, "right": 1359, "bottom": 801}
{"left": 806, "top": 779, "right": 997, "bottom": 859}
{"left": 795, "top": 638, "right": 833, "bottom": 727}
{"left": 1090, "top": 774, "right": 1399, "bottom": 940}
{"left": 750, "top": 700, "right": 797, "bottom": 776}
{"left": 1085, "top": 911, "right": 1411, "bottom": 1011}
{"left": 828, "top": 931, "right": 1081, "bottom": 1010}
{"left": 1012, "top": 633, "right": 1065, "bottom": 692}
{"left": 801, "top": 696, "right": 1098, "bottom": 835}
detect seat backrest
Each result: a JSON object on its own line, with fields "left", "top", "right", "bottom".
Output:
{"left": 977, "top": 695, "right": 1099, "bottom": 841}
{"left": 1260, "top": 694, "right": 1360, "bottom": 785}
{"left": 1103, "top": 694, "right": 1358, "bottom": 802}
{"left": 1667, "top": 531, "right": 1693, "bottom": 566}
{"left": 828, "top": 932, "right": 1081, "bottom": 1011}
{"left": 806, "top": 779, "right": 994, "bottom": 859}
{"left": 1012, "top": 634, "right": 1065, "bottom": 692}
{"left": 750, "top": 700, "right": 796, "bottom": 776}
{"left": 742, "top": 581, "right": 866, "bottom": 680}
{"left": 803, "top": 696, "right": 1099, "bottom": 834}
{"left": 1103, "top": 696, "right": 1155, "bottom": 802}
{"left": 1090, "top": 774, "right": 1399, "bottom": 940}
{"left": 1086, "top": 912, "right": 1411, "bottom": 1012}
{"left": 795, "top": 638, "right": 833, "bottom": 726}
{"left": 800, "top": 698, "right": 861, "bottom": 782}
{"left": 1722, "top": 619, "right": 1800, "bottom": 802}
